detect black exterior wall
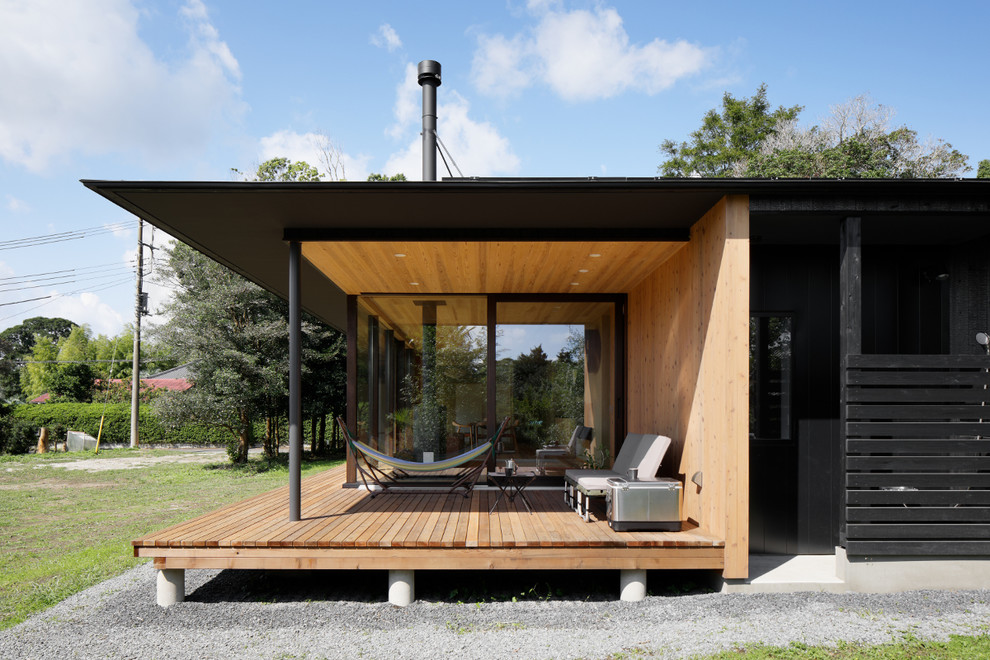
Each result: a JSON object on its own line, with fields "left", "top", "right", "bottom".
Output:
{"left": 750, "top": 245, "right": 841, "bottom": 554}
{"left": 751, "top": 222, "right": 990, "bottom": 556}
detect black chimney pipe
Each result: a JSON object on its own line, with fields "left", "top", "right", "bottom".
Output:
{"left": 417, "top": 60, "right": 441, "bottom": 181}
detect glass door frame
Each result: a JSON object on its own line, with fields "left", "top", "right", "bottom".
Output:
{"left": 485, "top": 294, "right": 626, "bottom": 464}
{"left": 345, "top": 293, "right": 627, "bottom": 467}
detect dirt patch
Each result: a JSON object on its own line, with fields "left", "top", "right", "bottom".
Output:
{"left": 34, "top": 451, "right": 227, "bottom": 473}
{"left": 0, "top": 480, "right": 117, "bottom": 491}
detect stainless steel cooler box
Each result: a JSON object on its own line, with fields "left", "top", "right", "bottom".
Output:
{"left": 605, "top": 477, "right": 682, "bottom": 531}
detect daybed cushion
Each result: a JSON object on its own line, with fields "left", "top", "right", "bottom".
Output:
{"left": 564, "top": 432, "right": 672, "bottom": 492}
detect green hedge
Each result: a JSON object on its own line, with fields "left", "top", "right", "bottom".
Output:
{"left": 10, "top": 403, "right": 237, "bottom": 446}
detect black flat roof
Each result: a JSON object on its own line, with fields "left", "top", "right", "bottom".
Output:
{"left": 83, "top": 177, "right": 990, "bottom": 329}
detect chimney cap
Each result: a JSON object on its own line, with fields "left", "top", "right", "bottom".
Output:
{"left": 417, "top": 60, "right": 441, "bottom": 86}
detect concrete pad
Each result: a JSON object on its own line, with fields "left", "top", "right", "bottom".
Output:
{"left": 721, "top": 554, "right": 847, "bottom": 594}
{"left": 837, "top": 546, "right": 990, "bottom": 592}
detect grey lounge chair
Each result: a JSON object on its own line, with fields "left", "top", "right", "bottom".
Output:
{"left": 564, "top": 432, "right": 672, "bottom": 521}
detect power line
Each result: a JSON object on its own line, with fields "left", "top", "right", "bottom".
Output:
{"left": 0, "top": 260, "right": 135, "bottom": 284}
{"left": 0, "top": 222, "right": 131, "bottom": 251}
{"left": 0, "top": 275, "right": 135, "bottom": 322}
{"left": 0, "top": 264, "right": 138, "bottom": 293}
{"left": 17, "top": 359, "right": 157, "bottom": 365}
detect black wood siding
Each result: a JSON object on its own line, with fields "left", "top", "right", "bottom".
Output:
{"left": 845, "top": 354, "right": 990, "bottom": 556}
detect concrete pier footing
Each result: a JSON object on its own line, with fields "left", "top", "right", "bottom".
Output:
{"left": 157, "top": 569, "right": 185, "bottom": 607}
{"left": 388, "top": 569, "right": 415, "bottom": 606}
{"left": 619, "top": 569, "right": 647, "bottom": 601}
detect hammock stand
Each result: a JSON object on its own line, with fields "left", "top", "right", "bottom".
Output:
{"left": 336, "top": 416, "right": 509, "bottom": 498}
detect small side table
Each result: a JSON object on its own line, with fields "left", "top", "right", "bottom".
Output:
{"left": 489, "top": 468, "right": 537, "bottom": 514}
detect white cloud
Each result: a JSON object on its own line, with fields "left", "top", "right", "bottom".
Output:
{"left": 471, "top": 3, "right": 710, "bottom": 101}
{"left": 385, "top": 90, "right": 520, "bottom": 180}
{"left": 0, "top": 0, "right": 243, "bottom": 172}
{"left": 472, "top": 34, "right": 532, "bottom": 97}
{"left": 257, "top": 130, "right": 372, "bottom": 182}
{"left": 387, "top": 63, "right": 420, "bottom": 139}
{"left": 371, "top": 24, "right": 403, "bottom": 52}
{"left": 385, "top": 64, "right": 520, "bottom": 180}
{"left": 108, "top": 222, "right": 132, "bottom": 239}
{"left": 38, "top": 292, "right": 125, "bottom": 337}
{"left": 5, "top": 195, "right": 30, "bottom": 213}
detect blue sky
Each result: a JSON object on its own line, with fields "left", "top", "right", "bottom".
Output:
{"left": 2, "top": 0, "right": 988, "bottom": 338}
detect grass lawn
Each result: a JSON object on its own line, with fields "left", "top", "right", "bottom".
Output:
{"left": 0, "top": 448, "right": 342, "bottom": 631}
{"left": 695, "top": 634, "right": 990, "bottom": 658}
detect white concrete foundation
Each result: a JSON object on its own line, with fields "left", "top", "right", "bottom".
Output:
{"left": 721, "top": 554, "right": 847, "bottom": 594}
{"left": 619, "top": 569, "right": 647, "bottom": 601}
{"left": 837, "top": 546, "right": 990, "bottom": 592}
{"left": 388, "top": 569, "right": 415, "bottom": 606}
{"left": 157, "top": 568, "right": 185, "bottom": 607}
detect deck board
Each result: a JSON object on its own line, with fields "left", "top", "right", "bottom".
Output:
{"left": 135, "top": 465, "right": 725, "bottom": 572}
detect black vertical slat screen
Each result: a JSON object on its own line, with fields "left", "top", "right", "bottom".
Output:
{"left": 845, "top": 354, "right": 990, "bottom": 555}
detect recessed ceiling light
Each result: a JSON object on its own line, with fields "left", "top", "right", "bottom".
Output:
{"left": 570, "top": 282, "right": 580, "bottom": 286}
{"left": 394, "top": 253, "right": 406, "bottom": 258}
{"left": 409, "top": 282, "right": 420, "bottom": 286}
{"left": 578, "top": 268, "right": 589, "bottom": 273}
{"left": 589, "top": 253, "right": 601, "bottom": 258}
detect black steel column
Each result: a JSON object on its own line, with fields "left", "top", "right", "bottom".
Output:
{"left": 838, "top": 216, "right": 862, "bottom": 545}
{"left": 345, "top": 295, "right": 358, "bottom": 484}
{"left": 486, "top": 296, "right": 497, "bottom": 468}
{"left": 288, "top": 241, "right": 302, "bottom": 521}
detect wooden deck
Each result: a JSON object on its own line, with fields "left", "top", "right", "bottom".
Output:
{"left": 135, "top": 465, "right": 725, "bottom": 572}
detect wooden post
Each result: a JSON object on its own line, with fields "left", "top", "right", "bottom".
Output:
{"left": 839, "top": 216, "right": 862, "bottom": 546}
{"left": 36, "top": 427, "right": 48, "bottom": 454}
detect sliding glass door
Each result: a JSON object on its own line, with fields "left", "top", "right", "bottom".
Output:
{"left": 354, "top": 294, "right": 622, "bottom": 471}
{"left": 494, "top": 300, "right": 617, "bottom": 473}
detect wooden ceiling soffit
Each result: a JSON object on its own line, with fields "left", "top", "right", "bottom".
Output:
{"left": 301, "top": 241, "right": 686, "bottom": 295}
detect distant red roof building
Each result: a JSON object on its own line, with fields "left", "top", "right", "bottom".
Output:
{"left": 28, "top": 364, "right": 193, "bottom": 403}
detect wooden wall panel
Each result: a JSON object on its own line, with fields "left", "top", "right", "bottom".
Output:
{"left": 626, "top": 195, "right": 749, "bottom": 579}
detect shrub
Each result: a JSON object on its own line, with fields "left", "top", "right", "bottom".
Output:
{"left": 10, "top": 402, "right": 237, "bottom": 446}
{"left": 0, "top": 404, "right": 37, "bottom": 454}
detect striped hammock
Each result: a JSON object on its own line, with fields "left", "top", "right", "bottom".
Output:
{"left": 336, "top": 416, "right": 508, "bottom": 498}
{"left": 348, "top": 435, "right": 494, "bottom": 472}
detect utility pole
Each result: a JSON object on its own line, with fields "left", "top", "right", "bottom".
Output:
{"left": 130, "top": 219, "right": 144, "bottom": 448}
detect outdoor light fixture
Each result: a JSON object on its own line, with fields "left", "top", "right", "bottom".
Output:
{"left": 978, "top": 331, "right": 990, "bottom": 355}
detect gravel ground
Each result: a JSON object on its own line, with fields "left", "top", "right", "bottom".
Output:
{"left": 2, "top": 563, "right": 989, "bottom": 659}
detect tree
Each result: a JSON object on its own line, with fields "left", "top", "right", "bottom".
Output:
{"left": 659, "top": 84, "right": 802, "bottom": 177}
{"left": 20, "top": 336, "right": 59, "bottom": 401}
{"left": 366, "top": 173, "right": 407, "bottom": 182}
{"left": 253, "top": 157, "right": 321, "bottom": 182}
{"left": 50, "top": 325, "right": 96, "bottom": 402}
{"left": 979, "top": 159, "right": 990, "bottom": 179}
{"left": 301, "top": 321, "right": 346, "bottom": 456}
{"left": 745, "top": 96, "right": 969, "bottom": 178}
{"left": 0, "top": 317, "right": 76, "bottom": 356}
{"left": 153, "top": 157, "right": 348, "bottom": 462}
{"left": 661, "top": 87, "right": 970, "bottom": 179}
{"left": 0, "top": 317, "right": 76, "bottom": 400}
{"left": 152, "top": 242, "right": 288, "bottom": 462}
